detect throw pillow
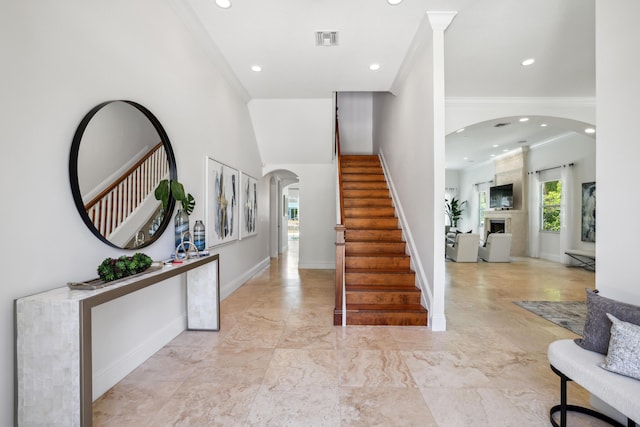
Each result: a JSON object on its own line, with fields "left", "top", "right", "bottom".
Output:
{"left": 575, "top": 289, "right": 640, "bottom": 355}
{"left": 599, "top": 314, "right": 640, "bottom": 380}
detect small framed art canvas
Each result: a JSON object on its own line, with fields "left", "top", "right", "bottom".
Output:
{"left": 206, "top": 157, "right": 239, "bottom": 246}
{"left": 240, "top": 172, "right": 258, "bottom": 239}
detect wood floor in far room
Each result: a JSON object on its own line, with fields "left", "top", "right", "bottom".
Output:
{"left": 94, "top": 243, "right": 605, "bottom": 426}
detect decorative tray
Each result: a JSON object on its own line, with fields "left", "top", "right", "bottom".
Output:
{"left": 67, "top": 263, "right": 163, "bottom": 290}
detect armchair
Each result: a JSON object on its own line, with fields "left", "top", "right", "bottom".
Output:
{"left": 478, "top": 233, "right": 512, "bottom": 262}
{"left": 445, "top": 233, "right": 480, "bottom": 262}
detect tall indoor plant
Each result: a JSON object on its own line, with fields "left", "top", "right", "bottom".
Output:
{"left": 445, "top": 197, "right": 466, "bottom": 228}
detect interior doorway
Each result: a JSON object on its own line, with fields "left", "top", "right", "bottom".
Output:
{"left": 266, "top": 170, "right": 299, "bottom": 261}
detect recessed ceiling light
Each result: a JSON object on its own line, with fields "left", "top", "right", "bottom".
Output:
{"left": 492, "top": 144, "right": 499, "bottom": 148}
{"left": 387, "top": 0, "right": 403, "bottom": 4}
{"left": 540, "top": 123, "right": 548, "bottom": 127}
{"left": 490, "top": 154, "right": 496, "bottom": 157}
{"left": 463, "top": 157, "right": 469, "bottom": 160}
{"left": 456, "top": 128, "right": 465, "bottom": 133}
{"left": 369, "top": 64, "right": 381, "bottom": 71}
{"left": 216, "top": 0, "right": 231, "bottom": 9}
{"left": 585, "top": 127, "right": 596, "bottom": 134}
{"left": 521, "top": 58, "right": 535, "bottom": 66}
{"left": 503, "top": 149, "right": 509, "bottom": 152}
{"left": 251, "top": 65, "right": 262, "bottom": 72}
{"left": 519, "top": 117, "right": 529, "bottom": 122}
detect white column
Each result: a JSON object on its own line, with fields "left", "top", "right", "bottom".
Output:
{"left": 428, "top": 11, "right": 457, "bottom": 332}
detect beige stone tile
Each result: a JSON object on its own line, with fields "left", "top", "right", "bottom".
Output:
{"left": 220, "top": 322, "right": 284, "bottom": 349}
{"left": 278, "top": 325, "right": 337, "bottom": 349}
{"left": 187, "top": 348, "right": 274, "bottom": 385}
{"left": 402, "top": 350, "right": 491, "bottom": 388}
{"left": 246, "top": 385, "right": 340, "bottom": 426}
{"left": 336, "top": 325, "right": 398, "bottom": 350}
{"left": 339, "top": 349, "right": 416, "bottom": 387}
{"left": 93, "top": 380, "right": 181, "bottom": 426}
{"left": 340, "top": 386, "right": 438, "bottom": 426}
{"left": 263, "top": 348, "right": 338, "bottom": 388}
{"left": 150, "top": 383, "right": 260, "bottom": 426}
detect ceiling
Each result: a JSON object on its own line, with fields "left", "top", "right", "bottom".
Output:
{"left": 184, "top": 0, "right": 595, "bottom": 168}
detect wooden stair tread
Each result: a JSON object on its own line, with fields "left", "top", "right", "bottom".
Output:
{"left": 345, "top": 304, "right": 427, "bottom": 312}
{"left": 347, "top": 284, "right": 419, "bottom": 291}
{"left": 346, "top": 267, "right": 413, "bottom": 273}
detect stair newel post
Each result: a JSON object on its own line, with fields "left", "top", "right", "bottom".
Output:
{"left": 335, "top": 225, "right": 346, "bottom": 326}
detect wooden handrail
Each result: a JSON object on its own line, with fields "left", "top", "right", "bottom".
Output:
{"left": 336, "top": 110, "right": 344, "bottom": 225}
{"left": 334, "top": 95, "right": 346, "bottom": 325}
{"left": 85, "top": 142, "right": 164, "bottom": 210}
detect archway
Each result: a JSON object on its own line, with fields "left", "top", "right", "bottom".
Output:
{"left": 445, "top": 114, "right": 596, "bottom": 262}
{"left": 265, "top": 169, "right": 299, "bottom": 260}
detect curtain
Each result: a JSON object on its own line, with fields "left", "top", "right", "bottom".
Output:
{"left": 445, "top": 187, "right": 458, "bottom": 227}
{"left": 560, "top": 164, "right": 575, "bottom": 264}
{"left": 528, "top": 172, "right": 540, "bottom": 258}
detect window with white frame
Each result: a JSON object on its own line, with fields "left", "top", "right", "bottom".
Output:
{"left": 541, "top": 179, "right": 562, "bottom": 232}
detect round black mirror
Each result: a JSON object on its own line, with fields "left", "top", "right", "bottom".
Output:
{"left": 69, "top": 100, "right": 177, "bottom": 249}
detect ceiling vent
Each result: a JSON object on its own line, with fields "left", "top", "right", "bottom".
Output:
{"left": 494, "top": 122, "right": 511, "bottom": 128}
{"left": 315, "top": 31, "right": 338, "bottom": 46}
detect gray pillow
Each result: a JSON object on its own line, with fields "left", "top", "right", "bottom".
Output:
{"left": 575, "top": 289, "right": 640, "bottom": 355}
{"left": 599, "top": 314, "right": 640, "bottom": 380}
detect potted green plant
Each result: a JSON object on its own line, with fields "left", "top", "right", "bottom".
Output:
{"left": 154, "top": 179, "right": 195, "bottom": 215}
{"left": 154, "top": 179, "right": 195, "bottom": 249}
{"left": 445, "top": 197, "right": 466, "bottom": 229}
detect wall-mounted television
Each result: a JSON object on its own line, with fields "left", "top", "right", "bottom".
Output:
{"left": 489, "top": 184, "right": 514, "bottom": 209}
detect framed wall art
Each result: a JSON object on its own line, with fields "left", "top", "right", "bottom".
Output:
{"left": 240, "top": 172, "right": 258, "bottom": 239}
{"left": 581, "top": 181, "right": 596, "bottom": 242}
{"left": 206, "top": 157, "right": 239, "bottom": 246}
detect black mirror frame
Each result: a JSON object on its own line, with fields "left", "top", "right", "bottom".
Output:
{"left": 69, "top": 100, "right": 177, "bottom": 249}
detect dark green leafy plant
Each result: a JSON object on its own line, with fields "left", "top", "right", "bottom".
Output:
{"left": 445, "top": 197, "right": 467, "bottom": 228}
{"left": 97, "top": 253, "right": 153, "bottom": 282}
{"left": 154, "top": 179, "right": 195, "bottom": 216}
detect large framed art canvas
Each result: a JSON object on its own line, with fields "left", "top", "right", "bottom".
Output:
{"left": 240, "top": 172, "right": 258, "bottom": 239}
{"left": 581, "top": 181, "right": 596, "bottom": 242}
{"left": 206, "top": 157, "right": 239, "bottom": 246}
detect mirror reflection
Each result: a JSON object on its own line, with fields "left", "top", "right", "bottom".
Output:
{"left": 70, "top": 101, "right": 176, "bottom": 249}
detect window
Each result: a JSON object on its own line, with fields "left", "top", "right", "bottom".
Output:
{"left": 541, "top": 180, "right": 562, "bottom": 231}
{"left": 478, "top": 191, "right": 487, "bottom": 233}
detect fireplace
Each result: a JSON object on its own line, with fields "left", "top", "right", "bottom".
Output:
{"left": 489, "top": 219, "right": 505, "bottom": 234}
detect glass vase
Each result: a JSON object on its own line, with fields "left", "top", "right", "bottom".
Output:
{"left": 174, "top": 208, "right": 190, "bottom": 251}
{"left": 194, "top": 220, "right": 206, "bottom": 251}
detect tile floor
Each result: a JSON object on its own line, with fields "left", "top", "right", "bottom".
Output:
{"left": 93, "top": 241, "right": 604, "bottom": 426}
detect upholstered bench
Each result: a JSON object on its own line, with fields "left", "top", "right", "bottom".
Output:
{"left": 548, "top": 339, "right": 639, "bottom": 426}
{"left": 547, "top": 289, "right": 640, "bottom": 427}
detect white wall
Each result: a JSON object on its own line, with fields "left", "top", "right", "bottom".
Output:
{"left": 1, "top": 0, "right": 269, "bottom": 420}
{"left": 250, "top": 99, "right": 336, "bottom": 269}
{"left": 529, "top": 133, "right": 596, "bottom": 260}
{"left": 372, "top": 18, "right": 443, "bottom": 327}
{"left": 265, "top": 164, "right": 336, "bottom": 268}
{"left": 337, "top": 92, "right": 374, "bottom": 154}
{"left": 248, "top": 99, "right": 334, "bottom": 164}
{"left": 595, "top": 0, "right": 640, "bottom": 305}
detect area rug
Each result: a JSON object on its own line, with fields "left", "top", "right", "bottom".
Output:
{"left": 513, "top": 301, "right": 586, "bottom": 336}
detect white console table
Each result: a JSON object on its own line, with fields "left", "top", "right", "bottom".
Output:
{"left": 15, "top": 254, "right": 219, "bottom": 427}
